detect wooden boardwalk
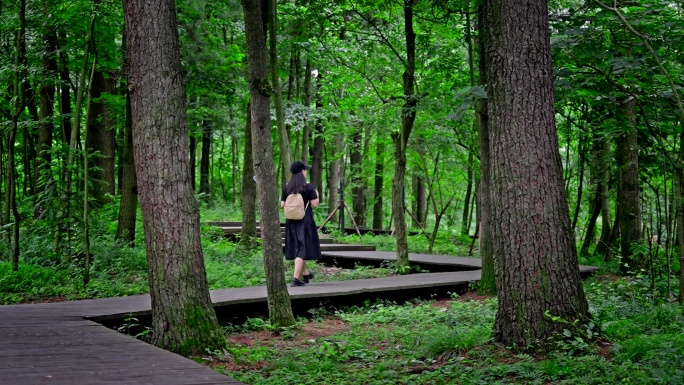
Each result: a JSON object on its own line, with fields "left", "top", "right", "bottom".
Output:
{"left": 1, "top": 250, "right": 596, "bottom": 385}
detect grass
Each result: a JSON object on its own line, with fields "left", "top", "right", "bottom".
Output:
{"left": 211, "top": 277, "right": 684, "bottom": 385}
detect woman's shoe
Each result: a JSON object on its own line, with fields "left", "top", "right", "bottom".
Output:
{"left": 290, "top": 278, "right": 306, "bottom": 287}
{"left": 303, "top": 272, "right": 314, "bottom": 284}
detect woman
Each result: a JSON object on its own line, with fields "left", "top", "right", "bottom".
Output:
{"left": 281, "top": 161, "right": 322, "bottom": 287}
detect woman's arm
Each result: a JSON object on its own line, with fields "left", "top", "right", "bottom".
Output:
{"left": 310, "top": 189, "right": 320, "bottom": 208}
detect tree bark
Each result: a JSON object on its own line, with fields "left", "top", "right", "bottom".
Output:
{"left": 372, "top": 140, "right": 385, "bottom": 229}
{"left": 477, "top": 4, "right": 495, "bottom": 294}
{"left": 311, "top": 72, "right": 324, "bottom": 194}
{"left": 482, "top": 0, "right": 589, "bottom": 347}
{"left": 350, "top": 126, "right": 365, "bottom": 227}
{"left": 241, "top": 0, "right": 295, "bottom": 326}
{"left": 268, "top": 0, "right": 292, "bottom": 187}
{"left": 301, "top": 59, "right": 312, "bottom": 164}
{"left": 86, "top": 70, "right": 116, "bottom": 207}
{"left": 35, "top": 18, "right": 58, "bottom": 217}
{"left": 116, "top": 86, "right": 138, "bottom": 246}
{"left": 199, "top": 120, "right": 211, "bottom": 199}
{"left": 392, "top": 0, "right": 417, "bottom": 273}
{"left": 595, "top": 138, "right": 612, "bottom": 255}
{"left": 123, "top": 0, "right": 224, "bottom": 354}
{"left": 461, "top": 152, "right": 473, "bottom": 235}
{"left": 189, "top": 135, "right": 197, "bottom": 191}
{"left": 617, "top": 97, "right": 643, "bottom": 274}
{"left": 240, "top": 103, "right": 257, "bottom": 245}
{"left": 57, "top": 29, "right": 73, "bottom": 145}
{"left": 327, "top": 132, "right": 344, "bottom": 223}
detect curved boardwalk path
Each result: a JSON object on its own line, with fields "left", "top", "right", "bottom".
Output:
{"left": 0, "top": 250, "right": 597, "bottom": 385}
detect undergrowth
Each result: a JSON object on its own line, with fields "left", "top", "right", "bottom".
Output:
{"left": 220, "top": 277, "right": 684, "bottom": 385}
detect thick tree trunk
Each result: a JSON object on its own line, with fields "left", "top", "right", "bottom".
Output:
{"left": 116, "top": 89, "right": 138, "bottom": 246}
{"left": 123, "top": 0, "right": 224, "bottom": 354}
{"left": 241, "top": 0, "right": 295, "bottom": 327}
{"left": 482, "top": 0, "right": 589, "bottom": 347}
{"left": 350, "top": 127, "right": 365, "bottom": 227}
{"left": 199, "top": 120, "right": 211, "bottom": 199}
{"left": 372, "top": 140, "right": 385, "bottom": 229}
{"left": 617, "top": 97, "right": 643, "bottom": 274}
{"left": 392, "top": 0, "right": 417, "bottom": 272}
{"left": 240, "top": 103, "right": 257, "bottom": 245}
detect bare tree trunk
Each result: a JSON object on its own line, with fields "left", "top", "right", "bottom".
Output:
{"left": 189, "top": 135, "right": 197, "bottom": 191}
{"left": 116, "top": 88, "right": 138, "bottom": 246}
{"left": 350, "top": 126, "right": 365, "bottom": 227}
{"left": 392, "top": 0, "right": 417, "bottom": 273}
{"left": 461, "top": 152, "right": 473, "bottom": 235}
{"left": 301, "top": 59, "right": 312, "bottom": 164}
{"left": 34, "top": 15, "right": 58, "bottom": 217}
{"left": 596, "top": 138, "right": 612, "bottom": 255}
{"left": 268, "top": 0, "right": 292, "bottom": 188}
{"left": 476, "top": 4, "right": 495, "bottom": 294}
{"left": 617, "top": 97, "right": 643, "bottom": 274}
{"left": 241, "top": 0, "right": 295, "bottom": 326}
{"left": 86, "top": 70, "right": 116, "bottom": 207}
{"left": 311, "top": 72, "right": 324, "bottom": 194}
{"left": 240, "top": 103, "right": 257, "bottom": 245}
{"left": 123, "top": 0, "right": 224, "bottom": 354}
{"left": 327, "top": 133, "right": 344, "bottom": 223}
{"left": 482, "top": 0, "right": 589, "bottom": 346}
{"left": 372, "top": 140, "right": 385, "bottom": 229}
{"left": 199, "top": 120, "right": 211, "bottom": 200}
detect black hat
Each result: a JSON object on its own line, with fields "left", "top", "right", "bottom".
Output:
{"left": 290, "top": 161, "right": 312, "bottom": 174}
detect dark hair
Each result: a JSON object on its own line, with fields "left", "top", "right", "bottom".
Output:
{"left": 286, "top": 172, "right": 307, "bottom": 194}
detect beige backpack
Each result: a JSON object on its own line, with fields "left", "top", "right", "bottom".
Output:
{"left": 284, "top": 193, "right": 309, "bottom": 220}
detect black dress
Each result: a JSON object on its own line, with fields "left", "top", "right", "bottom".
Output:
{"left": 281, "top": 183, "right": 322, "bottom": 261}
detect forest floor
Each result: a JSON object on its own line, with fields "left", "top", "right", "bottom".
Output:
{"left": 198, "top": 273, "right": 684, "bottom": 385}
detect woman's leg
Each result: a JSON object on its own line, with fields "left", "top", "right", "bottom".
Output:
{"left": 301, "top": 260, "right": 309, "bottom": 276}
{"left": 293, "top": 257, "right": 305, "bottom": 280}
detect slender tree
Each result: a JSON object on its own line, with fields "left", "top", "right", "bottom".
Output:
{"left": 123, "top": 0, "right": 225, "bottom": 354}
{"left": 241, "top": 0, "right": 296, "bottom": 326}
{"left": 240, "top": 103, "right": 257, "bottom": 245}
{"left": 482, "top": 0, "right": 590, "bottom": 346}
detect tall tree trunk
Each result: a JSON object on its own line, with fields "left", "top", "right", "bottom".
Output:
{"left": 350, "top": 126, "right": 365, "bottom": 227}
{"left": 8, "top": 0, "right": 25, "bottom": 270}
{"left": 482, "top": 0, "right": 589, "bottom": 347}
{"left": 241, "top": 0, "right": 295, "bottom": 326}
{"left": 617, "top": 97, "right": 643, "bottom": 274}
{"left": 461, "top": 152, "right": 473, "bottom": 235}
{"left": 372, "top": 139, "right": 385, "bottom": 229}
{"left": 392, "top": 0, "right": 417, "bottom": 273}
{"left": 199, "top": 120, "right": 211, "bottom": 199}
{"left": 311, "top": 72, "right": 324, "bottom": 194}
{"left": 57, "top": 30, "right": 73, "bottom": 145}
{"left": 580, "top": 191, "right": 601, "bottom": 256}
{"left": 54, "top": 16, "right": 95, "bottom": 256}
{"left": 595, "top": 138, "right": 612, "bottom": 255}
{"left": 116, "top": 88, "right": 138, "bottom": 246}
{"left": 240, "top": 103, "right": 257, "bottom": 245}
{"left": 476, "top": 4, "right": 495, "bottom": 294}
{"left": 268, "top": 0, "right": 292, "bottom": 188}
{"left": 675, "top": 173, "right": 684, "bottom": 305}
{"left": 301, "top": 59, "right": 312, "bottom": 164}
{"left": 327, "top": 132, "right": 344, "bottom": 223}
{"left": 35, "top": 18, "right": 58, "bottom": 217}
{"left": 123, "top": 0, "right": 224, "bottom": 354}
{"left": 189, "top": 135, "right": 197, "bottom": 191}
{"left": 85, "top": 70, "right": 116, "bottom": 207}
